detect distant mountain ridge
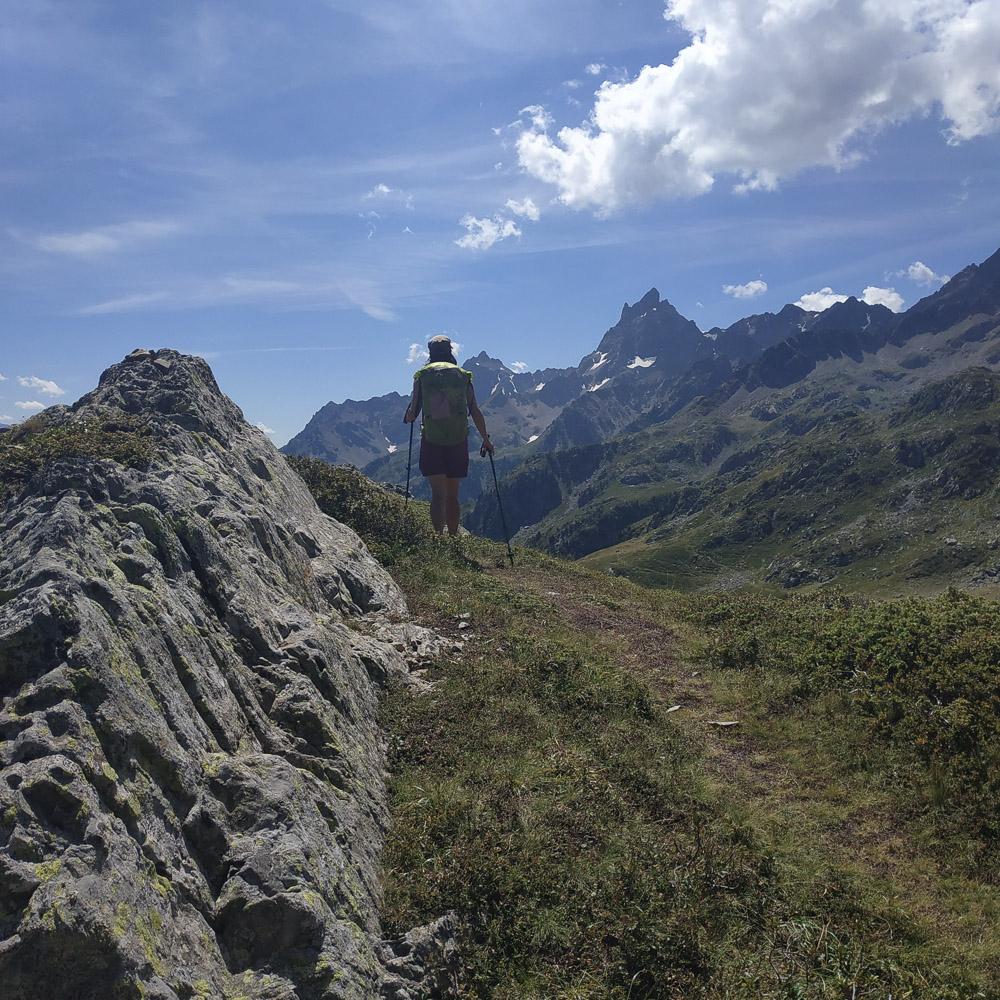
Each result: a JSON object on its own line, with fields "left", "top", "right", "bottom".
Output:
{"left": 283, "top": 285, "right": 821, "bottom": 466}
{"left": 286, "top": 246, "right": 1000, "bottom": 590}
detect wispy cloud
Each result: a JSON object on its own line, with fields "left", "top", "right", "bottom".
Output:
{"left": 510, "top": 361, "right": 529, "bottom": 372}
{"left": 15, "top": 400, "right": 45, "bottom": 411}
{"left": 722, "top": 279, "right": 767, "bottom": 299}
{"left": 76, "top": 271, "right": 400, "bottom": 321}
{"left": 78, "top": 292, "right": 170, "bottom": 316}
{"left": 254, "top": 421, "right": 275, "bottom": 435}
{"left": 338, "top": 278, "right": 396, "bottom": 321}
{"left": 17, "top": 375, "right": 65, "bottom": 397}
{"left": 29, "top": 220, "right": 182, "bottom": 257}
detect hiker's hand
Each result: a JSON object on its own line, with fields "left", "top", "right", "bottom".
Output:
{"left": 480, "top": 436, "right": 495, "bottom": 457}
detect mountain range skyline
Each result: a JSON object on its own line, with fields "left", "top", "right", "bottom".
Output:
{"left": 4, "top": 2, "right": 999, "bottom": 443}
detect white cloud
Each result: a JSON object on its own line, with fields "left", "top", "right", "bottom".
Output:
{"left": 518, "top": 0, "right": 1000, "bottom": 212}
{"left": 510, "top": 361, "right": 530, "bottom": 373}
{"left": 794, "top": 287, "right": 850, "bottom": 311}
{"left": 722, "top": 279, "right": 767, "bottom": 300}
{"left": 31, "top": 219, "right": 181, "bottom": 256}
{"left": 585, "top": 62, "right": 606, "bottom": 76}
{"left": 519, "top": 104, "right": 553, "bottom": 131}
{"left": 17, "top": 375, "right": 65, "bottom": 397}
{"left": 407, "top": 343, "right": 429, "bottom": 365}
{"left": 504, "top": 197, "right": 541, "bottom": 221}
{"left": 15, "top": 400, "right": 45, "bottom": 411}
{"left": 363, "top": 182, "right": 413, "bottom": 210}
{"left": 862, "top": 286, "right": 905, "bottom": 311}
{"left": 454, "top": 214, "right": 522, "bottom": 251}
{"left": 254, "top": 422, "right": 275, "bottom": 435}
{"left": 0, "top": 373, "right": 6, "bottom": 382}
{"left": 563, "top": 79, "right": 582, "bottom": 90}
{"left": 0, "top": 414, "right": 13, "bottom": 423}
{"left": 905, "top": 260, "right": 950, "bottom": 286}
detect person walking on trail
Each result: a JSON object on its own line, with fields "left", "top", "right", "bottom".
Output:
{"left": 404, "top": 335, "right": 494, "bottom": 536}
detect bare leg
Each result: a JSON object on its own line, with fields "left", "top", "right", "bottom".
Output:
{"left": 445, "top": 478, "right": 461, "bottom": 536}
{"left": 428, "top": 475, "right": 447, "bottom": 533}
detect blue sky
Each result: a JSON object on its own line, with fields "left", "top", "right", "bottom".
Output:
{"left": 3, "top": 0, "right": 999, "bottom": 442}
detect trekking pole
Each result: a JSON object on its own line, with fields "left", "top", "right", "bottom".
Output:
{"left": 483, "top": 446, "right": 515, "bottom": 567}
{"left": 404, "top": 421, "right": 414, "bottom": 511}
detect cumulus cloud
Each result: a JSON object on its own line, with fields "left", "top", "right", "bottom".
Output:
{"left": 15, "top": 400, "right": 45, "bottom": 412}
{"left": 862, "top": 286, "right": 905, "bottom": 311}
{"left": 795, "top": 287, "right": 850, "bottom": 311}
{"left": 517, "top": 0, "right": 1000, "bottom": 212}
{"left": 722, "top": 279, "right": 768, "bottom": 300}
{"left": 254, "top": 422, "right": 275, "bottom": 435}
{"left": 18, "top": 375, "right": 65, "bottom": 397}
{"left": 585, "top": 63, "right": 606, "bottom": 76}
{"left": 0, "top": 373, "right": 6, "bottom": 382}
{"left": 31, "top": 219, "right": 181, "bottom": 256}
{"left": 407, "top": 343, "right": 429, "bottom": 365}
{"left": 454, "top": 214, "right": 522, "bottom": 251}
{"left": 365, "top": 183, "right": 394, "bottom": 198}
{"left": 504, "top": 197, "right": 541, "bottom": 221}
{"left": 905, "top": 260, "right": 950, "bottom": 286}
{"left": 510, "top": 361, "right": 530, "bottom": 373}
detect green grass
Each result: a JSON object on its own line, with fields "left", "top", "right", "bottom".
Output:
{"left": 683, "top": 587, "right": 1000, "bottom": 873}
{"left": 298, "top": 460, "right": 999, "bottom": 998}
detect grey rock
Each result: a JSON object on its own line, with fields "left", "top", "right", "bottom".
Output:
{"left": 0, "top": 350, "right": 454, "bottom": 999}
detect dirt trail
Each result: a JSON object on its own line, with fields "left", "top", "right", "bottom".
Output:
{"left": 500, "top": 567, "right": 1000, "bottom": 982}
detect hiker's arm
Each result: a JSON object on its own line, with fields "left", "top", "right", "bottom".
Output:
{"left": 468, "top": 385, "right": 494, "bottom": 454}
{"left": 403, "top": 381, "right": 421, "bottom": 423}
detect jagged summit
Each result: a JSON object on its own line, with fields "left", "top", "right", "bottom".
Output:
{"left": 0, "top": 349, "right": 451, "bottom": 999}
{"left": 619, "top": 287, "right": 660, "bottom": 324}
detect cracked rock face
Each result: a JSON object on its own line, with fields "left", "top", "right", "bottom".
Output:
{"left": 0, "top": 350, "right": 445, "bottom": 998}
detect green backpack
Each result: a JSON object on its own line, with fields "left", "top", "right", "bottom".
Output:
{"left": 415, "top": 362, "right": 472, "bottom": 446}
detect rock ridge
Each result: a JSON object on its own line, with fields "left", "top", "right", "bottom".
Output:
{"left": 0, "top": 349, "right": 454, "bottom": 998}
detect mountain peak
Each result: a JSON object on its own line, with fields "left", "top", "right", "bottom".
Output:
{"left": 462, "top": 351, "right": 510, "bottom": 373}
{"left": 620, "top": 287, "right": 661, "bottom": 323}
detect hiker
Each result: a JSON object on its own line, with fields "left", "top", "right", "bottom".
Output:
{"left": 404, "top": 335, "right": 494, "bottom": 536}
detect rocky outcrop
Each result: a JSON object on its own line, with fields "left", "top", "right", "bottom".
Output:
{"left": 0, "top": 350, "right": 454, "bottom": 999}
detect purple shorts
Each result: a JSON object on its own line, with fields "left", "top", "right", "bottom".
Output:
{"left": 419, "top": 438, "right": 469, "bottom": 479}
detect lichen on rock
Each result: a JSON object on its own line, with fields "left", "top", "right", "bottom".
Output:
{"left": 0, "top": 350, "right": 453, "bottom": 999}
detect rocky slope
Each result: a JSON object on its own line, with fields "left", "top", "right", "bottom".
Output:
{"left": 0, "top": 350, "right": 454, "bottom": 999}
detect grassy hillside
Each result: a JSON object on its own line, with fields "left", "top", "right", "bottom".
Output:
{"left": 488, "top": 362, "right": 1000, "bottom": 594}
{"left": 295, "top": 459, "right": 1000, "bottom": 999}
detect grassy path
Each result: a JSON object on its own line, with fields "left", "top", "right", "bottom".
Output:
{"left": 291, "top": 462, "right": 998, "bottom": 998}
{"left": 506, "top": 566, "right": 1000, "bottom": 993}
